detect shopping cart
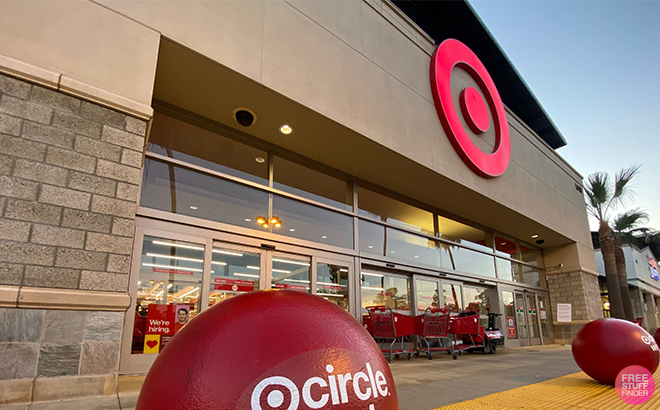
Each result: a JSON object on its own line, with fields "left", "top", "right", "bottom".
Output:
{"left": 448, "top": 310, "right": 485, "bottom": 354}
{"left": 414, "top": 307, "right": 456, "bottom": 360}
{"left": 366, "top": 305, "right": 415, "bottom": 363}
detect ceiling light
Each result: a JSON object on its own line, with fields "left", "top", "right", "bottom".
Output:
{"left": 180, "top": 287, "right": 200, "bottom": 298}
{"left": 213, "top": 250, "right": 243, "bottom": 257}
{"left": 167, "top": 284, "right": 173, "bottom": 289}
{"left": 255, "top": 157, "right": 265, "bottom": 164}
{"left": 289, "top": 228, "right": 296, "bottom": 232}
{"left": 414, "top": 255, "right": 419, "bottom": 258}
{"left": 189, "top": 205, "right": 198, "bottom": 210}
{"left": 531, "top": 234, "right": 539, "bottom": 239}
{"left": 245, "top": 218, "right": 252, "bottom": 222}
{"left": 211, "top": 261, "right": 227, "bottom": 266}
{"left": 272, "top": 269, "right": 292, "bottom": 274}
{"left": 368, "top": 245, "right": 373, "bottom": 249}
{"left": 233, "top": 273, "right": 260, "bottom": 278}
{"left": 279, "top": 124, "right": 293, "bottom": 135}
{"left": 247, "top": 266, "right": 260, "bottom": 270}
{"left": 361, "top": 272, "right": 384, "bottom": 277}
{"left": 272, "top": 258, "right": 310, "bottom": 266}
{"left": 146, "top": 253, "right": 204, "bottom": 263}
{"left": 142, "top": 263, "right": 203, "bottom": 272}
{"left": 322, "top": 235, "right": 327, "bottom": 239}
{"left": 339, "top": 268, "right": 348, "bottom": 272}
{"left": 152, "top": 241, "right": 204, "bottom": 251}
{"left": 390, "top": 251, "right": 395, "bottom": 253}
{"left": 501, "top": 242, "right": 506, "bottom": 245}
{"left": 256, "top": 216, "right": 267, "bottom": 225}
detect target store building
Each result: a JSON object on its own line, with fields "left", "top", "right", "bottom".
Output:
{"left": 0, "top": 0, "right": 601, "bottom": 404}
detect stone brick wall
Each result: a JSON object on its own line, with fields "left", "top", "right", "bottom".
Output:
{"left": 0, "top": 73, "right": 146, "bottom": 403}
{"left": 0, "top": 73, "right": 146, "bottom": 291}
{"left": 547, "top": 270, "right": 603, "bottom": 344}
{"left": 0, "top": 308, "right": 123, "bottom": 404}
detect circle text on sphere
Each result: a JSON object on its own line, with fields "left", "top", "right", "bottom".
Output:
{"left": 430, "top": 39, "right": 511, "bottom": 178}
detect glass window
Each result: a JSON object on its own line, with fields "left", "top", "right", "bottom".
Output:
{"left": 437, "top": 215, "right": 490, "bottom": 251}
{"left": 209, "top": 248, "right": 260, "bottom": 307}
{"left": 271, "top": 256, "right": 311, "bottom": 292}
{"left": 386, "top": 228, "right": 439, "bottom": 267}
{"left": 442, "top": 283, "right": 462, "bottom": 314}
{"left": 496, "top": 258, "right": 519, "bottom": 282}
{"left": 272, "top": 196, "right": 353, "bottom": 249}
{"left": 273, "top": 156, "right": 352, "bottom": 211}
{"left": 316, "top": 263, "right": 349, "bottom": 311}
{"left": 147, "top": 112, "right": 269, "bottom": 185}
{"left": 415, "top": 279, "right": 440, "bottom": 313}
{"left": 502, "top": 291, "right": 517, "bottom": 339}
{"left": 359, "top": 219, "right": 384, "bottom": 256}
{"left": 361, "top": 272, "right": 411, "bottom": 315}
{"left": 140, "top": 158, "right": 269, "bottom": 230}
{"left": 495, "top": 236, "right": 518, "bottom": 259}
{"left": 358, "top": 187, "right": 434, "bottom": 235}
{"left": 463, "top": 286, "right": 491, "bottom": 326}
{"left": 440, "top": 244, "right": 496, "bottom": 278}
{"left": 132, "top": 236, "right": 204, "bottom": 355}
{"left": 522, "top": 265, "right": 544, "bottom": 287}
{"left": 520, "top": 243, "right": 541, "bottom": 266}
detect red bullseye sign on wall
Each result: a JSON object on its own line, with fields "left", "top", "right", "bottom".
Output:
{"left": 430, "top": 39, "right": 511, "bottom": 178}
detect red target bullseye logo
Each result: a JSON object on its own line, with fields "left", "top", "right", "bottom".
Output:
{"left": 430, "top": 39, "right": 511, "bottom": 178}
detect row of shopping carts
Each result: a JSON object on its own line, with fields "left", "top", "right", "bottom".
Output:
{"left": 364, "top": 305, "right": 492, "bottom": 363}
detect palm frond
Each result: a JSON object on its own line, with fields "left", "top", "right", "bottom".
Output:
{"left": 611, "top": 164, "right": 641, "bottom": 207}
{"left": 613, "top": 208, "right": 649, "bottom": 233}
{"left": 584, "top": 172, "right": 611, "bottom": 220}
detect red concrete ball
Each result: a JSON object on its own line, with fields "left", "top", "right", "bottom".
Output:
{"left": 137, "top": 290, "right": 399, "bottom": 410}
{"left": 572, "top": 318, "right": 659, "bottom": 385}
{"left": 655, "top": 327, "right": 660, "bottom": 348}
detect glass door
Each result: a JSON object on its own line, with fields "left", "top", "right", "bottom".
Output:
{"left": 414, "top": 278, "right": 441, "bottom": 314}
{"left": 270, "top": 253, "right": 312, "bottom": 292}
{"left": 527, "top": 293, "right": 541, "bottom": 345}
{"left": 537, "top": 294, "right": 554, "bottom": 344}
{"left": 463, "top": 285, "right": 492, "bottom": 327}
{"left": 442, "top": 281, "right": 463, "bottom": 316}
{"left": 514, "top": 291, "right": 529, "bottom": 346}
{"left": 501, "top": 290, "right": 519, "bottom": 346}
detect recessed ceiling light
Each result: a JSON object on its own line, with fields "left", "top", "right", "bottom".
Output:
{"left": 531, "top": 234, "right": 539, "bottom": 238}
{"left": 390, "top": 251, "right": 395, "bottom": 254}
{"left": 189, "top": 206, "right": 198, "bottom": 210}
{"left": 245, "top": 218, "right": 251, "bottom": 222}
{"left": 414, "top": 255, "right": 419, "bottom": 258}
{"left": 289, "top": 228, "right": 296, "bottom": 232}
{"left": 322, "top": 235, "right": 327, "bottom": 239}
{"left": 368, "top": 246, "right": 373, "bottom": 249}
{"left": 279, "top": 124, "right": 293, "bottom": 135}
{"left": 500, "top": 242, "right": 506, "bottom": 245}
{"left": 255, "top": 157, "right": 265, "bottom": 163}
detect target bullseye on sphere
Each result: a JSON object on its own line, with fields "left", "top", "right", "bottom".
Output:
{"left": 572, "top": 318, "right": 659, "bottom": 385}
{"left": 136, "top": 290, "right": 399, "bottom": 410}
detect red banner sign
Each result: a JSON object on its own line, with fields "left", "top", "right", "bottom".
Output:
{"left": 274, "top": 283, "right": 307, "bottom": 291}
{"left": 214, "top": 278, "right": 255, "bottom": 293}
{"left": 322, "top": 285, "right": 344, "bottom": 291}
{"left": 507, "top": 316, "right": 516, "bottom": 338}
{"left": 152, "top": 268, "right": 194, "bottom": 276}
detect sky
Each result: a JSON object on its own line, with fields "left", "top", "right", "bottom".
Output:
{"left": 469, "top": 0, "right": 660, "bottom": 231}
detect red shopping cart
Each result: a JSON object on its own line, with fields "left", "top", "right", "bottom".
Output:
{"left": 414, "top": 307, "right": 456, "bottom": 360}
{"left": 366, "top": 305, "right": 415, "bottom": 363}
{"left": 448, "top": 310, "right": 485, "bottom": 355}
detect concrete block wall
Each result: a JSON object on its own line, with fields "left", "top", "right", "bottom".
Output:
{"left": 0, "top": 72, "right": 145, "bottom": 291}
{"left": 547, "top": 270, "right": 603, "bottom": 344}
{"left": 0, "top": 73, "right": 146, "bottom": 404}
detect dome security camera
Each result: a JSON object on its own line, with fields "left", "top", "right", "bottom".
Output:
{"left": 535, "top": 239, "right": 545, "bottom": 245}
{"left": 232, "top": 108, "right": 256, "bottom": 127}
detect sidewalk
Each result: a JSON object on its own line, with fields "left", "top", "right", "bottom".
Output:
{"left": 0, "top": 345, "right": 589, "bottom": 410}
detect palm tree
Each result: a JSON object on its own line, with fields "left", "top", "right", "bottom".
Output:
{"left": 585, "top": 165, "right": 641, "bottom": 319}
{"left": 612, "top": 209, "right": 649, "bottom": 321}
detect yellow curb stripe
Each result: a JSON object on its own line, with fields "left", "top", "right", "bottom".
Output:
{"left": 433, "top": 370, "right": 660, "bottom": 409}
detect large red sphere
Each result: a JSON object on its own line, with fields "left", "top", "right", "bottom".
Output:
{"left": 137, "top": 290, "right": 399, "bottom": 410}
{"left": 572, "top": 318, "right": 659, "bottom": 385}
{"left": 655, "top": 327, "right": 660, "bottom": 347}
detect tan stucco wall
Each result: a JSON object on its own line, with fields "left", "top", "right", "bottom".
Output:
{"left": 0, "top": 0, "right": 593, "bottom": 258}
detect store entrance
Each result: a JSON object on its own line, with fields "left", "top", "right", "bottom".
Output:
{"left": 120, "top": 224, "right": 355, "bottom": 375}
{"left": 501, "top": 288, "right": 552, "bottom": 347}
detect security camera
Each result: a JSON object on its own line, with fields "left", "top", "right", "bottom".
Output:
{"left": 233, "top": 108, "right": 256, "bottom": 127}
{"left": 558, "top": 263, "right": 564, "bottom": 268}
{"left": 535, "top": 239, "right": 545, "bottom": 245}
